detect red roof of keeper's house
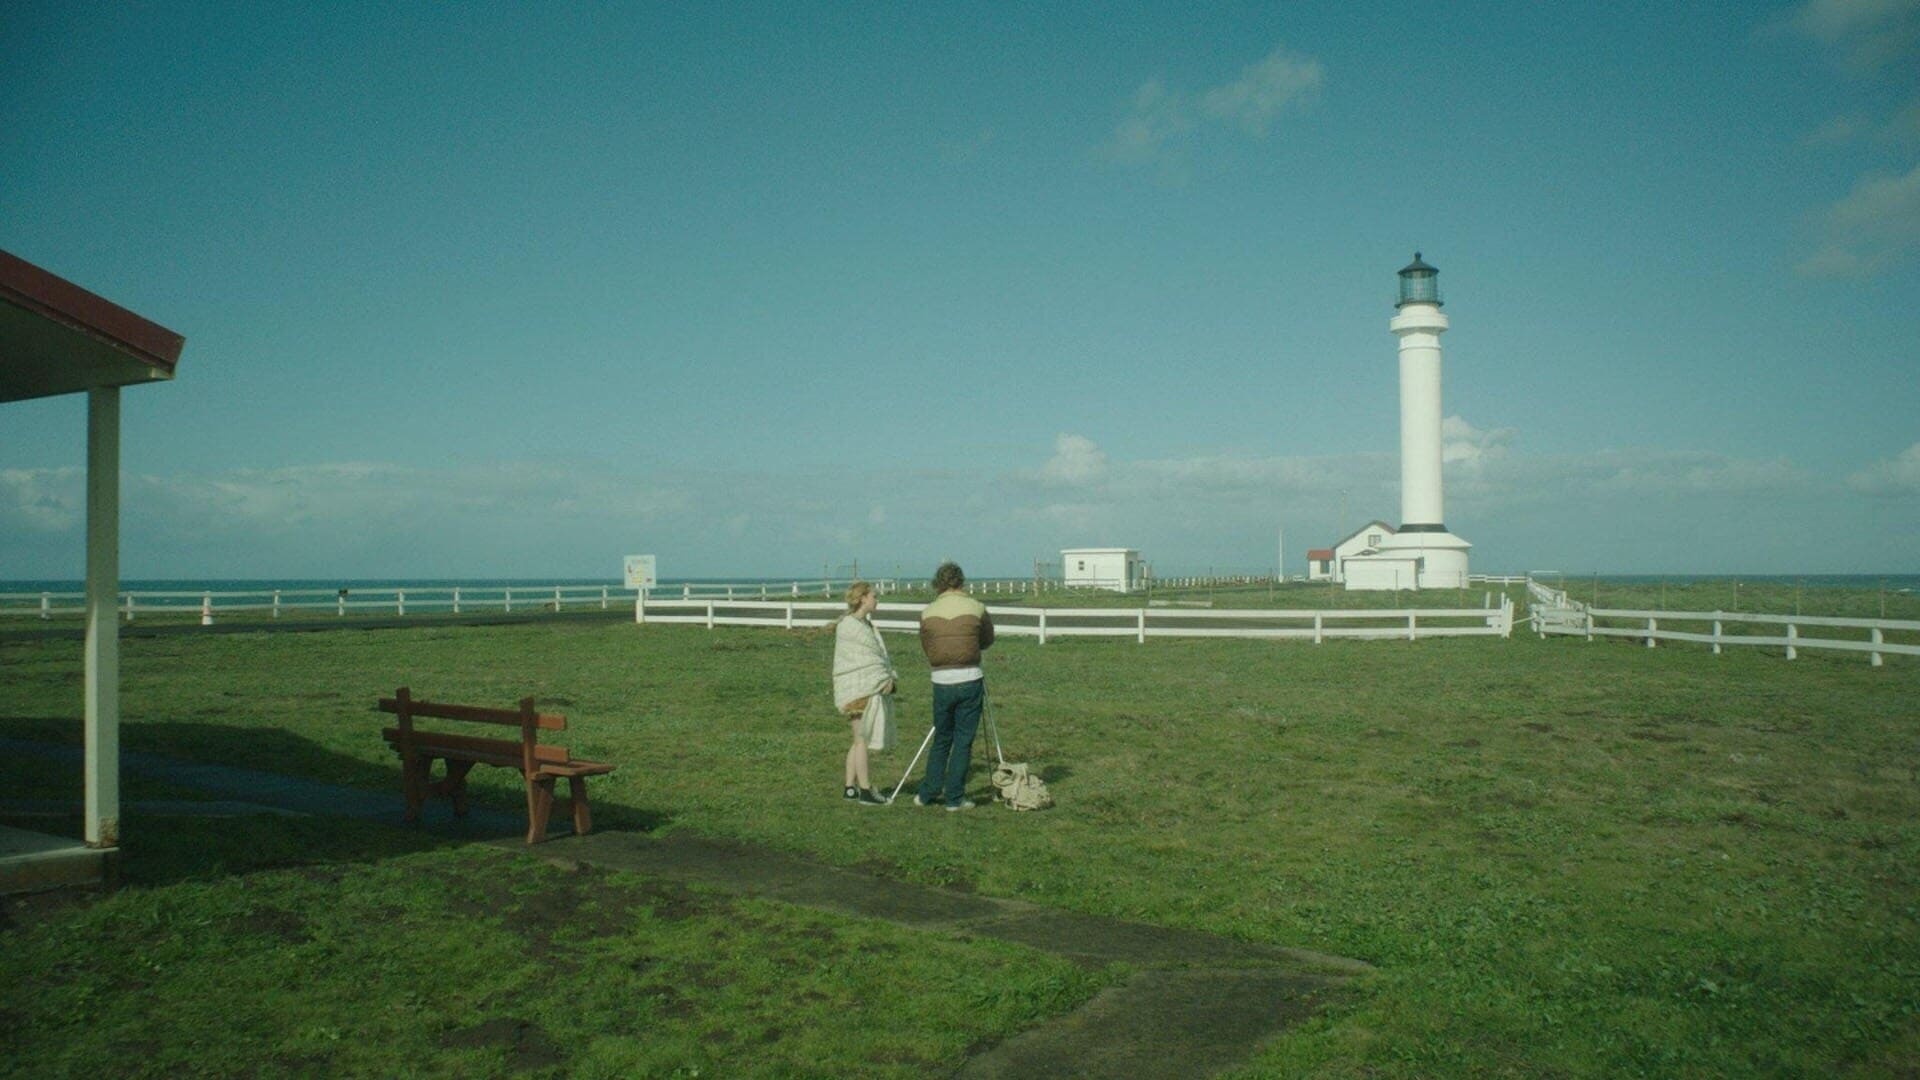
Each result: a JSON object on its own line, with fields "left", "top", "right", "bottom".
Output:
{"left": 1307, "top": 548, "right": 1334, "bottom": 561}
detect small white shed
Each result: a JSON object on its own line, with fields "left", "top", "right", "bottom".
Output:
{"left": 1331, "top": 521, "right": 1394, "bottom": 584}
{"left": 1061, "top": 548, "right": 1142, "bottom": 592}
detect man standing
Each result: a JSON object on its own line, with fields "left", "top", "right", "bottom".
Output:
{"left": 915, "top": 561, "right": 995, "bottom": 810}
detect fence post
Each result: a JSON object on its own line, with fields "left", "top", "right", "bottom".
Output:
{"left": 200, "top": 593, "right": 213, "bottom": 626}
{"left": 761, "top": 585, "right": 768, "bottom": 601}
{"left": 1137, "top": 609, "right": 1146, "bottom": 644}
{"left": 453, "top": 587, "right": 461, "bottom": 614}
{"left": 601, "top": 586, "right": 608, "bottom": 610}
{"left": 1038, "top": 609, "right": 1048, "bottom": 646}
{"left": 554, "top": 586, "right": 562, "bottom": 611}
{"left": 1314, "top": 612, "right": 1323, "bottom": 644}
{"left": 397, "top": 590, "right": 406, "bottom": 617}
{"left": 785, "top": 604, "right": 793, "bottom": 630}
{"left": 40, "top": 593, "right": 50, "bottom": 620}
{"left": 337, "top": 592, "right": 346, "bottom": 617}
{"left": 1870, "top": 627, "right": 1883, "bottom": 667}
{"left": 707, "top": 602, "right": 715, "bottom": 630}
{"left": 684, "top": 584, "right": 692, "bottom": 599}
{"left": 1786, "top": 622, "right": 1797, "bottom": 661}
{"left": 727, "top": 586, "right": 734, "bottom": 600}
{"left": 1407, "top": 612, "right": 1416, "bottom": 642}
{"left": 124, "top": 594, "right": 133, "bottom": 622}
{"left": 505, "top": 588, "right": 513, "bottom": 614}
{"left": 1646, "top": 616, "right": 1656, "bottom": 648}
{"left": 272, "top": 590, "right": 281, "bottom": 619}
{"left": 792, "top": 582, "right": 799, "bottom": 597}
{"left": 1712, "top": 615, "right": 1722, "bottom": 655}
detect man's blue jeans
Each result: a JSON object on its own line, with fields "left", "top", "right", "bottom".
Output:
{"left": 919, "top": 678, "right": 984, "bottom": 807}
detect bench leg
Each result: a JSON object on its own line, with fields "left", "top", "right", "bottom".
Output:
{"left": 568, "top": 776, "right": 593, "bottom": 836}
{"left": 443, "top": 759, "right": 476, "bottom": 817}
{"left": 526, "top": 776, "right": 557, "bottom": 844}
{"left": 401, "top": 754, "right": 431, "bottom": 823}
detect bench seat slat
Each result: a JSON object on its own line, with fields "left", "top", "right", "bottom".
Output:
{"left": 378, "top": 697, "right": 566, "bottom": 731}
{"left": 534, "top": 760, "right": 615, "bottom": 779}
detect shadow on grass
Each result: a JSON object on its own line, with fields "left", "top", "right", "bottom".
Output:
{"left": 1, "top": 716, "right": 674, "bottom": 891}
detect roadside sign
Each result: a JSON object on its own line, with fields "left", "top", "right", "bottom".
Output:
{"left": 623, "top": 555, "right": 657, "bottom": 589}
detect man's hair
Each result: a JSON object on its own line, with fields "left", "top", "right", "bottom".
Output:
{"left": 931, "top": 561, "right": 965, "bottom": 592}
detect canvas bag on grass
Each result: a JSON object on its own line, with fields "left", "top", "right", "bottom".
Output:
{"left": 983, "top": 696, "right": 1052, "bottom": 810}
{"left": 860, "top": 692, "right": 894, "bottom": 752}
{"left": 991, "top": 761, "right": 1052, "bottom": 811}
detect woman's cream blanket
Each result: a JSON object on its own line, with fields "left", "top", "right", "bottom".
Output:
{"left": 833, "top": 615, "right": 896, "bottom": 711}
{"left": 833, "top": 615, "right": 898, "bottom": 751}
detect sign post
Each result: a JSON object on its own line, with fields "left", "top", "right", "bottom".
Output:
{"left": 624, "top": 555, "right": 657, "bottom": 624}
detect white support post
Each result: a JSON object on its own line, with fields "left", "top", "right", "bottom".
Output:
{"left": 554, "top": 586, "right": 562, "bottom": 611}
{"left": 337, "top": 592, "right": 346, "bottom": 616}
{"left": 727, "top": 585, "right": 734, "bottom": 600}
{"left": 1314, "top": 612, "right": 1323, "bottom": 644}
{"left": 200, "top": 592, "right": 213, "bottom": 626}
{"left": 1038, "top": 609, "right": 1048, "bottom": 645}
{"left": 1137, "top": 609, "right": 1146, "bottom": 644}
{"left": 791, "top": 582, "right": 799, "bottom": 597}
{"left": 601, "top": 586, "right": 609, "bottom": 610}
{"left": 706, "top": 601, "right": 715, "bottom": 630}
{"left": 40, "top": 593, "right": 49, "bottom": 620}
{"left": 635, "top": 588, "right": 646, "bottom": 624}
{"left": 784, "top": 604, "right": 793, "bottom": 629}
{"left": 1870, "top": 627, "right": 1883, "bottom": 667}
{"left": 1646, "top": 617, "right": 1656, "bottom": 648}
{"left": 397, "top": 590, "right": 406, "bottom": 617}
{"left": 453, "top": 587, "right": 461, "bottom": 614}
{"left": 1786, "top": 622, "right": 1797, "bottom": 661}
{"left": 684, "top": 583, "right": 692, "bottom": 599}
{"left": 123, "top": 594, "right": 133, "bottom": 622}
{"left": 761, "top": 585, "right": 768, "bottom": 600}
{"left": 1407, "top": 612, "right": 1416, "bottom": 641}
{"left": 1712, "top": 617, "right": 1722, "bottom": 655}
{"left": 272, "top": 590, "right": 281, "bottom": 619}
{"left": 83, "top": 386, "right": 120, "bottom": 848}
{"left": 505, "top": 588, "right": 513, "bottom": 613}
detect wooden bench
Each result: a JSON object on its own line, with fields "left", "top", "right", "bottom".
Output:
{"left": 377, "top": 687, "right": 616, "bottom": 844}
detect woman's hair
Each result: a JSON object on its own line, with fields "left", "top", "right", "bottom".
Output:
{"left": 844, "top": 580, "right": 875, "bottom": 613}
{"left": 932, "top": 561, "right": 965, "bottom": 592}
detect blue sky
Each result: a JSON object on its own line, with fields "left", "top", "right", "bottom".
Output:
{"left": 4, "top": 1, "right": 1917, "bottom": 580}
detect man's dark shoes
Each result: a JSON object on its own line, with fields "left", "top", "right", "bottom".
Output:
{"left": 857, "top": 788, "right": 888, "bottom": 805}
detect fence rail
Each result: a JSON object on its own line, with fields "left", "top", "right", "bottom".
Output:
{"left": 1527, "top": 587, "right": 1920, "bottom": 666}
{"left": 635, "top": 597, "right": 1515, "bottom": 644}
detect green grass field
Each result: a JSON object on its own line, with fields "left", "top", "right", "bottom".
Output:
{"left": 3, "top": 609, "right": 1917, "bottom": 1076}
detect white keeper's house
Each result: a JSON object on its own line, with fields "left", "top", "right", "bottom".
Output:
{"left": 1061, "top": 547, "right": 1144, "bottom": 592}
{"left": 1323, "top": 521, "right": 1396, "bottom": 585}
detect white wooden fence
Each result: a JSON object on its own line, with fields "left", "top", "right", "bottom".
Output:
{"left": 1526, "top": 578, "right": 1918, "bottom": 666}
{"left": 636, "top": 597, "right": 1515, "bottom": 644}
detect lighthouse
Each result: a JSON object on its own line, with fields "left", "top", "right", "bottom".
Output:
{"left": 1347, "top": 253, "right": 1470, "bottom": 589}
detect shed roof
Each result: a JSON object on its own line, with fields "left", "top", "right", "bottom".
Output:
{"left": 0, "top": 249, "right": 185, "bottom": 404}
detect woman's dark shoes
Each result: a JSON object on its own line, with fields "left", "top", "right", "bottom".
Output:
{"left": 857, "top": 788, "right": 888, "bottom": 805}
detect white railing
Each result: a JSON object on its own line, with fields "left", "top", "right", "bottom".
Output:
{"left": 635, "top": 597, "right": 1515, "bottom": 643}
{"left": 0, "top": 584, "right": 638, "bottom": 624}
{"left": 1533, "top": 603, "right": 1919, "bottom": 666}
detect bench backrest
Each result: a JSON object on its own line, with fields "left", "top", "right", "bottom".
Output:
{"left": 378, "top": 686, "right": 570, "bottom": 774}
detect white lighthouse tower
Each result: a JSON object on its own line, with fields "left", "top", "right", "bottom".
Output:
{"left": 1362, "top": 253, "right": 1469, "bottom": 588}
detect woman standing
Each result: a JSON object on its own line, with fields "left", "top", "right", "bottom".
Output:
{"left": 833, "top": 581, "right": 896, "bottom": 804}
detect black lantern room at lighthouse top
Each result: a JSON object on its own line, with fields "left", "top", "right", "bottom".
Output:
{"left": 1396, "top": 252, "right": 1441, "bottom": 308}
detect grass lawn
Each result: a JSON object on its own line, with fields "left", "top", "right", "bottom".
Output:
{"left": 3, "top": 611, "right": 1917, "bottom": 1076}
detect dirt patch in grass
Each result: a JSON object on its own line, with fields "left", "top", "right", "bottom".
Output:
{"left": 440, "top": 1016, "right": 563, "bottom": 1071}
{"left": 234, "top": 906, "right": 310, "bottom": 944}
{"left": 1629, "top": 728, "right": 1687, "bottom": 743}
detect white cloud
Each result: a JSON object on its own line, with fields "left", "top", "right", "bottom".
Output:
{"left": 1849, "top": 442, "right": 1920, "bottom": 494}
{"left": 1794, "top": 0, "right": 1920, "bottom": 70}
{"left": 1441, "top": 415, "right": 1516, "bottom": 468}
{"left": 1798, "top": 163, "right": 1920, "bottom": 277}
{"left": 1102, "top": 79, "right": 1194, "bottom": 167}
{"left": 1199, "top": 45, "right": 1324, "bottom": 137}
{"left": 1040, "top": 433, "right": 1109, "bottom": 486}
{"left": 1102, "top": 42, "right": 1322, "bottom": 169}
{"left": 0, "top": 467, "right": 82, "bottom": 531}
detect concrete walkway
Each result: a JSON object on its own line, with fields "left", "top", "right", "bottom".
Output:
{"left": 1, "top": 740, "right": 1370, "bottom": 1078}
